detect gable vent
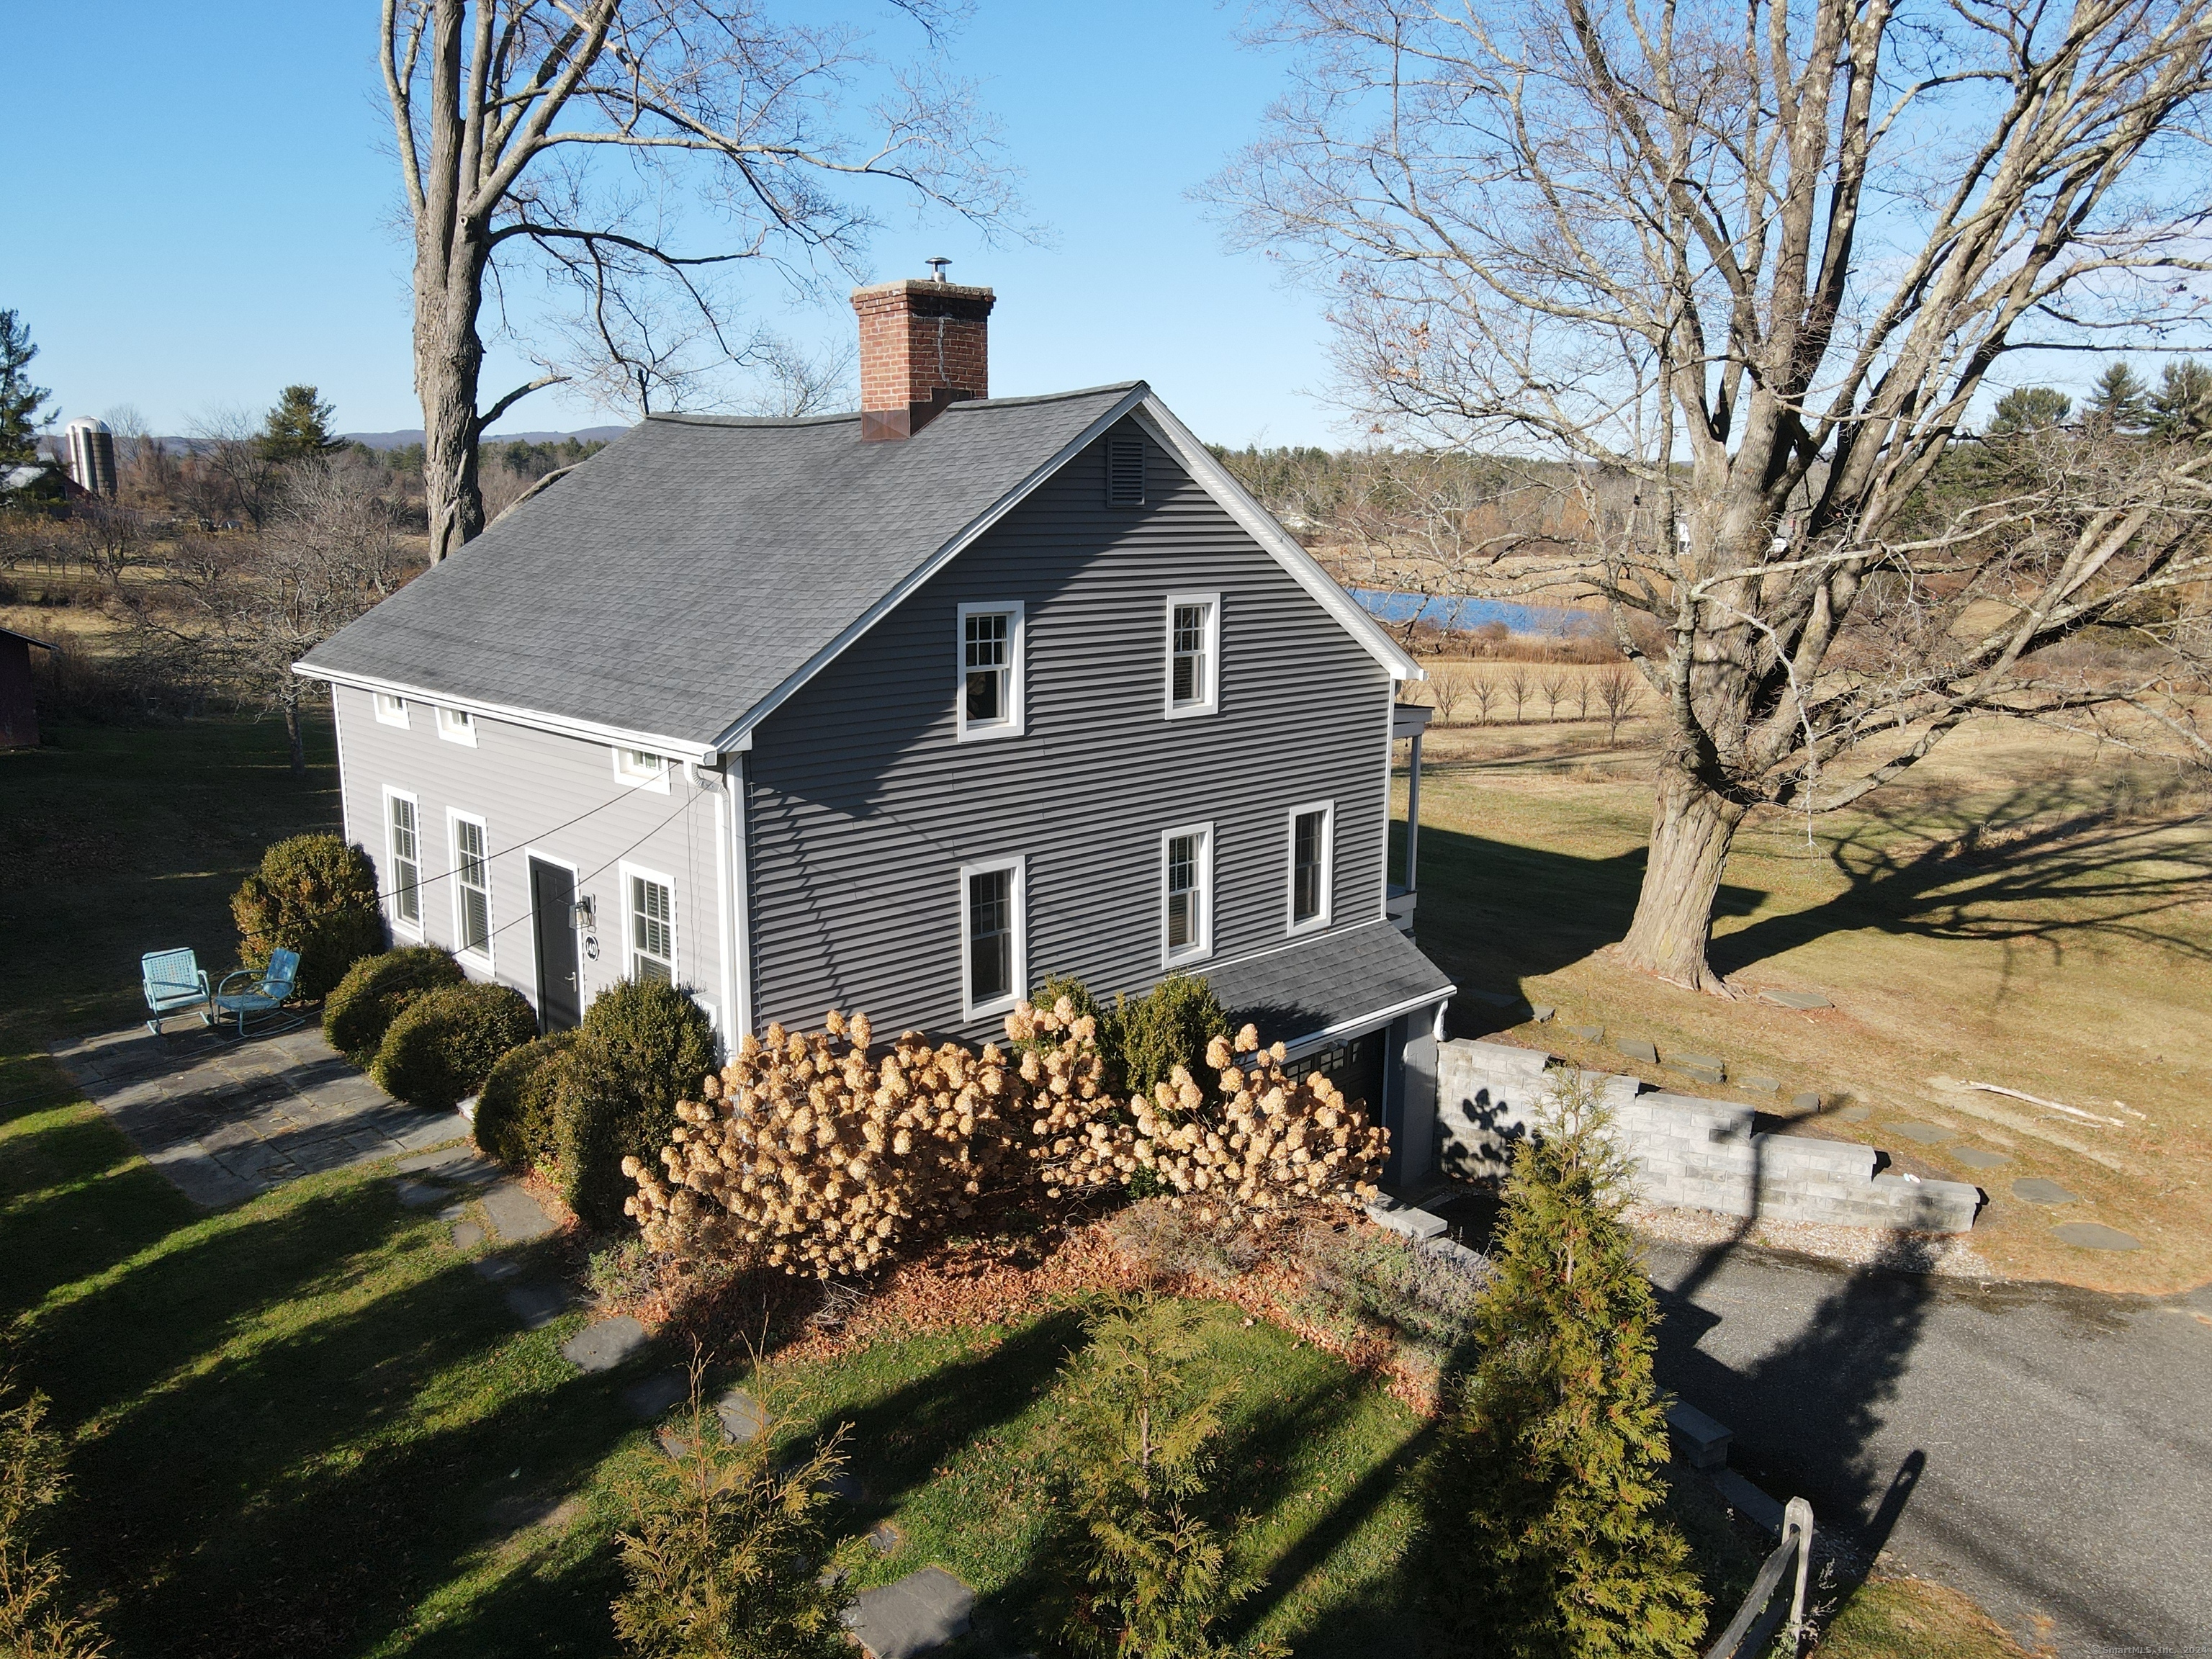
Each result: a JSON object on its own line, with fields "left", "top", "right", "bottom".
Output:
{"left": 1107, "top": 433, "right": 1146, "bottom": 505}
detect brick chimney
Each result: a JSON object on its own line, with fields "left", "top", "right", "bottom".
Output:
{"left": 853, "top": 266, "right": 995, "bottom": 441}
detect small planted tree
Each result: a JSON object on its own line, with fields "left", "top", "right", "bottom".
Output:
{"left": 1506, "top": 665, "right": 1532, "bottom": 724}
{"left": 1470, "top": 676, "right": 1499, "bottom": 726}
{"left": 1434, "top": 1073, "right": 1705, "bottom": 1658}
{"left": 1046, "top": 1296, "right": 1279, "bottom": 1659}
{"left": 1594, "top": 667, "right": 1640, "bottom": 749}
{"left": 1539, "top": 671, "right": 1568, "bottom": 723}
{"left": 613, "top": 1351, "right": 851, "bottom": 1659}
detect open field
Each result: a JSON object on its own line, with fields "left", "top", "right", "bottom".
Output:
{"left": 0, "top": 714, "right": 2033, "bottom": 1655}
{"left": 1399, "top": 706, "right": 2212, "bottom": 1293}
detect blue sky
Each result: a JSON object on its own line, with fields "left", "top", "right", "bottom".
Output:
{"left": 6, "top": 3, "right": 1349, "bottom": 447}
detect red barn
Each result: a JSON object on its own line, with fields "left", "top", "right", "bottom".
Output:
{"left": 0, "top": 626, "right": 53, "bottom": 749}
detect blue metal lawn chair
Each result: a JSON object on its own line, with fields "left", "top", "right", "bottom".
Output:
{"left": 141, "top": 948, "right": 212, "bottom": 1035}
{"left": 211, "top": 948, "right": 304, "bottom": 1038}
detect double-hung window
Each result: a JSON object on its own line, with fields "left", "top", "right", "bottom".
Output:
{"left": 452, "top": 813, "right": 492, "bottom": 961}
{"left": 1164, "top": 593, "right": 1219, "bottom": 718}
{"left": 956, "top": 601, "right": 1025, "bottom": 739}
{"left": 385, "top": 791, "right": 422, "bottom": 933}
{"left": 627, "top": 868, "right": 675, "bottom": 984}
{"left": 1287, "top": 801, "right": 1334, "bottom": 933}
{"left": 1161, "top": 824, "right": 1213, "bottom": 964}
{"left": 960, "top": 856, "right": 1026, "bottom": 1020}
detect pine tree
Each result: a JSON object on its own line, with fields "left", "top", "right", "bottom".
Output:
{"left": 1, "top": 1375, "right": 109, "bottom": 1659}
{"left": 1984, "top": 385, "right": 2070, "bottom": 439}
{"left": 2149, "top": 359, "right": 2212, "bottom": 444}
{"left": 257, "top": 384, "right": 342, "bottom": 463}
{"left": 1048, "top": 1296, "right": 1283, "bottom": 1659}
{"left": 1434, "top": 1073, "right": 1707, "bottom": 1659}
{"left": 2084, "top": 361, "right": 2150, "bottom": 436}
{"left": 611, "top": 1357, "right": 852, "bottom": 1659}
{"left": 0, "top": 310, "right": 54, "bottom": 467}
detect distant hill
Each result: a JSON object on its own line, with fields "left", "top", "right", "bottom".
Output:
{"left": 341, "top": 426, "right": 631, "bottom": 450}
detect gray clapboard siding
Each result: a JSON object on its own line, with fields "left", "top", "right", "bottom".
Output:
{"left": 331, "top": 684, "right": 732, "bottom": 1030}
{"left": 745, "top": 418, "right": 1393, "bottom": 1041}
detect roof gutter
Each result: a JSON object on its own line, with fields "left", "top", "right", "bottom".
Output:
{"left": 292, "top": 661, "right": 726, "bottom": 765}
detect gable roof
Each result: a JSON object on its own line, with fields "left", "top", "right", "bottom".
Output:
{"left": 298, "top": 382, "right": 1415, "bottom": 758}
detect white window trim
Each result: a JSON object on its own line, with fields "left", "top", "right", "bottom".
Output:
{"left": 449, "top": 809, "right": 494, "bottom": 968}
{"left": 958, "top": 854, "right": 1028, "bottom": 1023}
{"left": 620, "top": 860, "right": 678, "bottom": 986}
{"left": 955, "top": 600, "right": 1027, "bottom": 742}
{"left": 434, "top": 704, "right": 477, "bottom": 747}
{"left": 1285, "top": 799, "right": 1336, "bottom": 935}
{"left": 1163, "top": 591, "right": 1220, "bottom": 720}
{"left": 373, "top": 692, "right": 409, "bottom": 729}
{"left": 612, "top": 745, "right": 672, "bottom": 793}
{"left": 382, "top": 786, "right": 424, "bottom": 941}
{"left": 1159, "top": 821, "right": 1215, "bottom": 966}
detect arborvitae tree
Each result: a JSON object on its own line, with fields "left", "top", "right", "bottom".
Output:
{"left": 2149, "top": 359, "right": 2212, "bottom": 445}
{"left": 1048, "top": 1296, "right": 1282, "bottom": 1659}
{"left": 0, "top": 310, "right": 54, "bottom": 467}
{"left": 1, "top": 1376, "right": 109, "bottom": 1659}
{"left": 1434, "top": 1073, "right": 1707, "bottom": 1659}
{"left": 2084, "top": 361, "right": 2151, "bottom": 436}
{"left": 257, "top": 384, "right": 342, "bottom": 463}
{"left": 1985, "top": 385, "right": 2072, "bottom": 439}
{"left": 611, "top": 1355, "right": 851, "bottom": 1659}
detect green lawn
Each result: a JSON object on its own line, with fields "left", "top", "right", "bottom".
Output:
{"left": 1, "top": 715, "right": 2020, "bottom": 1658}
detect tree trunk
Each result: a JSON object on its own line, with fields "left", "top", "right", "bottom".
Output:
{"left": 282, "top": 685, "right": 305, "bottom": 776}
{"left": 1618, "top": 765, "right": 1747, "bottom": 994}
{"left": 415, "top": 261, "right": 487, "bottom": 564}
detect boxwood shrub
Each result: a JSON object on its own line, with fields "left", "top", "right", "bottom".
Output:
{"left": 474, "top": 1030, "right": 577, "bottom": 1172}
{"left": 323, "top": 946, "right": 467, "bottom": 1066}
{"left": 372, "top": 981, "right": 539, "bottom": 1114}
{"left": 1115, "top": 974, "right": 1230, "bottom": 1097}
{"left": 555, "top": 979, "right": 718, "bottom": 1231}
{"left": 230, "top": 834, "right": 386, "bottom": 1002}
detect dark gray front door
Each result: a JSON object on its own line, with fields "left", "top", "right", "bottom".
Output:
{"left": 529, "top": 857, "right": 581, "bottom": 1031}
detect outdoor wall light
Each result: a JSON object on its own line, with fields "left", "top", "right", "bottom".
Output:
{"left": 570, "top": 895, "right": 597, "bottom": 931}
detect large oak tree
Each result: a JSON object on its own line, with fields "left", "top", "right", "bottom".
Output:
{"left": 1214, "top": 0, "right": 2212, "bottom": 991}
{"left": 382, "top": 0, "right": 1017, "bottom": 561}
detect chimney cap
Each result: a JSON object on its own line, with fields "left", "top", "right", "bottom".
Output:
{"left": 926, "top": 256, "right": 951, "bottom": 282}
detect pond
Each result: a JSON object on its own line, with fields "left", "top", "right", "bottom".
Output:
{"left": 1349, "top": 588, "right": 1593, "bottom": 637}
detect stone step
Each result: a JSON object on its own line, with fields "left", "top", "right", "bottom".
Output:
{"left": 841, "top": 1566, "right": 975, "bottom": 1659}
{"left": 1664, "top": 1399, "right": 1732, "bottom": 1471}
{"left": 480, "top": 1181, "right": 559, "bottom": 1243}
{"left": 1365, "top": 1199, "right": 1448, "bottom": 1243}
{"left": 562, "top": 1315, "right": 649, "bottom": 1372}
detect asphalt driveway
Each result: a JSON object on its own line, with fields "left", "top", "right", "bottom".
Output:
{"left": 1646, "top": 1240, "right": 2212, "bottom": 1656}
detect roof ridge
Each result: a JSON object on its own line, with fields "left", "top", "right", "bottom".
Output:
{"left": 642, "top": 381, "right": 1148, "bottom": 431}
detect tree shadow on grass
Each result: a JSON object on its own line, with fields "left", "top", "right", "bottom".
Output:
{"left": 58, "top": 1234, "right": 652, "bottom": 1659}
{"left": 1709, "top": 779, "right": 2212, "bottom": 979}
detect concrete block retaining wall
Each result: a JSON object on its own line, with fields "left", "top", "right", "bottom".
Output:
{"left": 1434, "top": 1039, "right": 1982, "bottom": 1233}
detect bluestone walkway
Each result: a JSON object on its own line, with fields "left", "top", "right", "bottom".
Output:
{"left": 49, "top": 1022, "right": 452, "bottom": 1205}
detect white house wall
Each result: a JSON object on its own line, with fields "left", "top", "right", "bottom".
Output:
{"left": 330, "top": 683, "right": 729, "bottom": 1031}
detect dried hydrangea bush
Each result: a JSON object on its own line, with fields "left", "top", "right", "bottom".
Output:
{"left": 628, "top": 999, "right": 1387, "bottom": 1280}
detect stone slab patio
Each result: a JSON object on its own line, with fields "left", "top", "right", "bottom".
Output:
{"left": 48, "top": 1022, "right": 456, "bottom": 1207}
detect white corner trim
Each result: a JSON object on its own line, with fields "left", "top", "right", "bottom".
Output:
{"left": 954, "top": 599, "right": 1027, "bottom": 742}
{"left": 1129, "top": 397, "right": 1422, "bottom": 682}
{"left": 958, "top": 853, "right": 1028, "bottom": 1023}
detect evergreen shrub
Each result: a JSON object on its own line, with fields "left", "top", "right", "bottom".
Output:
{"left": 372, "top": 981, "right": 538, "bottom": 1113}
{"left": 323, "top": 945, "right": 465, "bottom": 1066}
{"left": 557, "top": 979, "right": 717, "bottom": 1231}
{"left": 230, "top": 833, "right": 385, "bottom": 1000}
{"left": 1434, "top": 1071, "right": 1707, "bottom": 1656}
{"left": 1112, "top": 975, "right": 1229, "bottom": 1098}
{"left": 474, "top": 1030, "right": 577, "bottom": 1172}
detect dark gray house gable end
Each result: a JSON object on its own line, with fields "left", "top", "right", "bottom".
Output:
{"left": 742, "top": 415, "right": 1437, "bottom": 1049}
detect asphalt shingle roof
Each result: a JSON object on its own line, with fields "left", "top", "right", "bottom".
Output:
{"left": 302, "top": 383, "right": 1145, "bottom": 746}
{"left": 1203, "top": 922, "right": 1456, "bottom": 1047}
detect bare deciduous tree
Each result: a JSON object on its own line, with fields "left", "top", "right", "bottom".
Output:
{"left": 1540, "top": 670, "right": 1568, "bottom": 722}
{"left": 1216, "top": 0, "right": 2212, "bottom": 991}
{"left": 1506, "top": 664, "right": 1531, "bottom": 723}
{"left": 1470, "top": 674, "right": 1500, "bottom": 725}
{"left": 382, "top": 0, "right": 1020, "bottom": 562}
{"left": 1596, "top": 665, "right": 1640, "bottom": 748}
{"left": 1431, "top": 667, "right": 1465, "bottom": 720}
